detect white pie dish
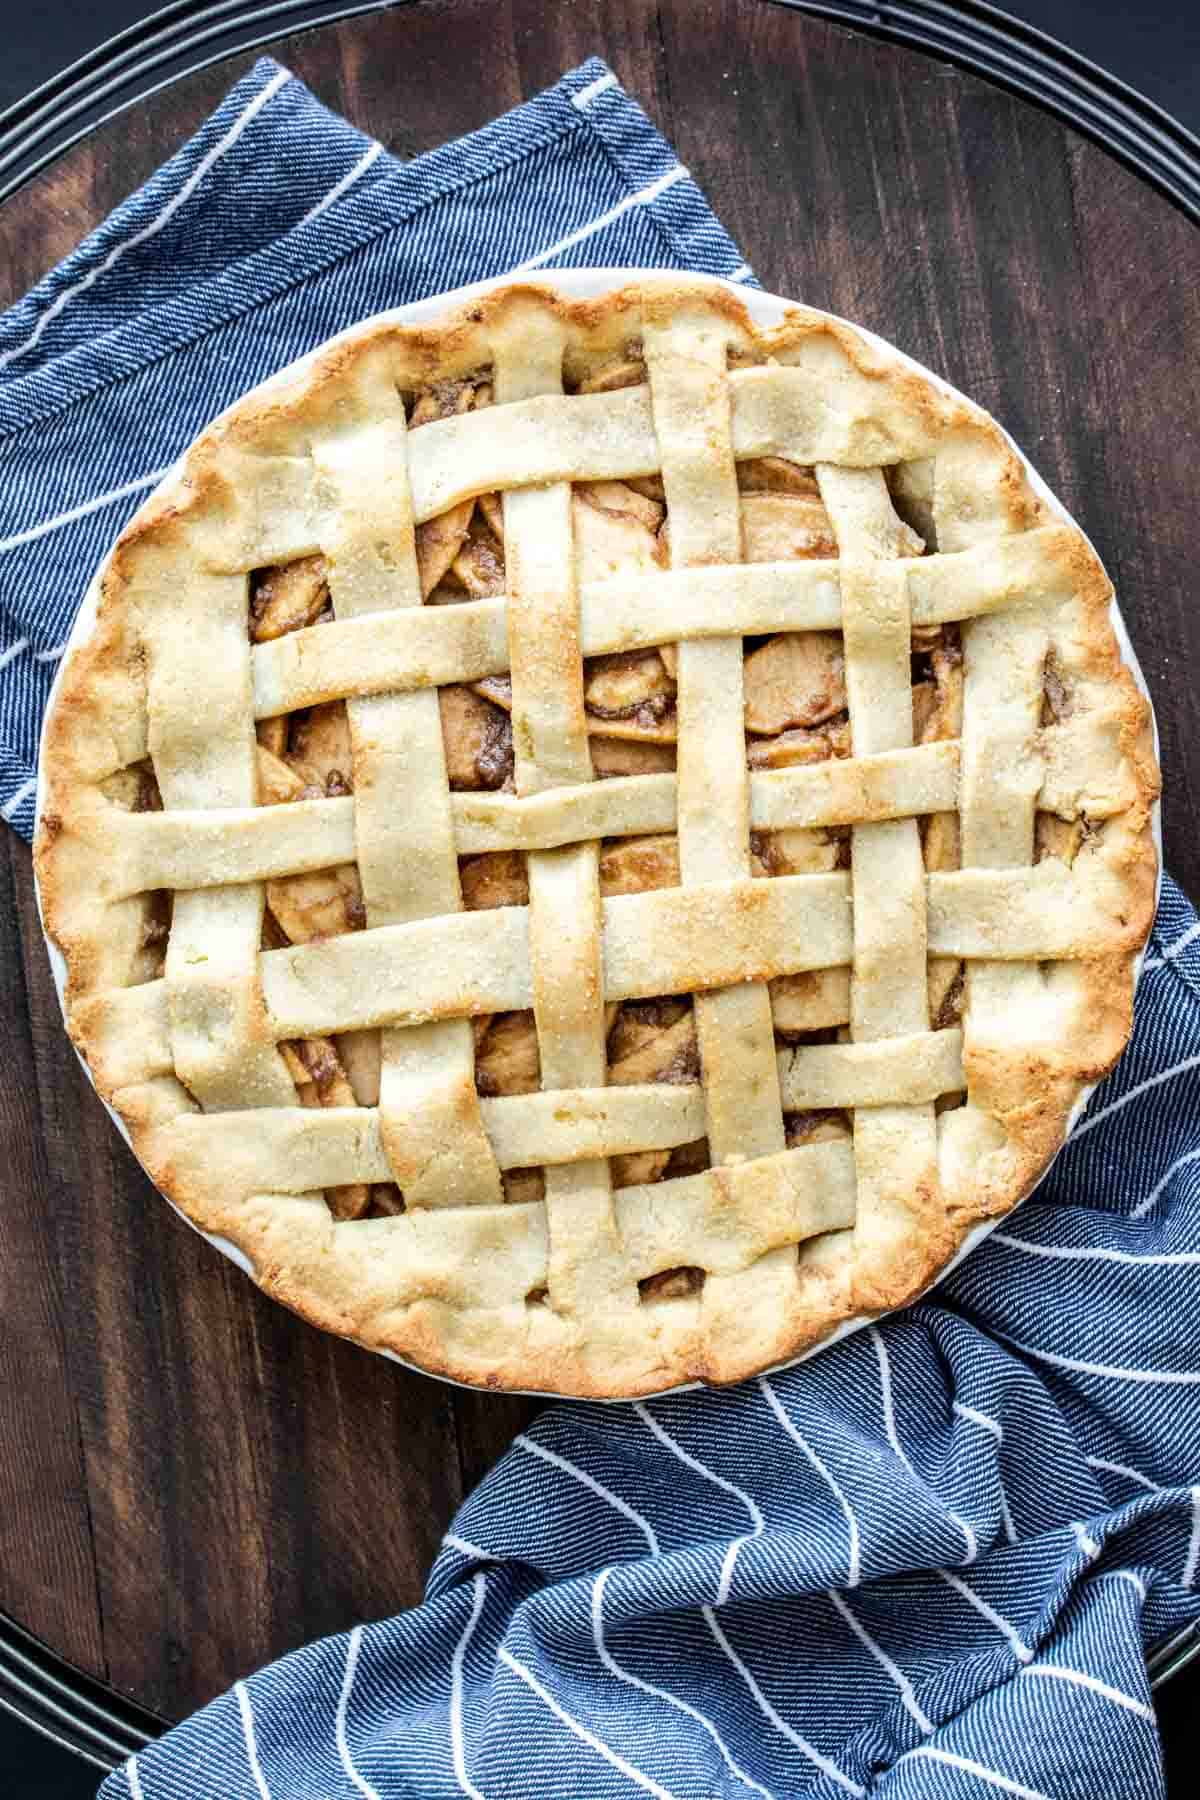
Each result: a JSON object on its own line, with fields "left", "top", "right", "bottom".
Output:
{"left": 33, "top": 268, "right": 1162, "bottom": 1399}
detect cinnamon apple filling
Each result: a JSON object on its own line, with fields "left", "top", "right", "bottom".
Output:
{"left": 224, "top": 356, "right": 1011, "bottom": 1218}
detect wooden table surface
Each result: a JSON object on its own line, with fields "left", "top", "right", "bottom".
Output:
{"left": 1, "top": 0, "right": 1198, "bottom": 1734}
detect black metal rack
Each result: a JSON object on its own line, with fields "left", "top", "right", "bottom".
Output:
{"left": 1, "top": 0, "right": 1198, "bottom": 1769}
{"left": 0, "top": 1612, "right": 161, "bottom": 1771}
{"left": 1, "top": 0, "right": 1199, "bottom": 218}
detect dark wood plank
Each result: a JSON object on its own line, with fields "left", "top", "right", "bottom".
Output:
{"left": 452, "top": 1390, "right": 540, "bottom": 1501}
{"left": 1065, "top": 138, "right": 1200, "bottom": 893}
{"left": 0, "top": 833, "right": 104, "bottom": 1681}
{"left": 0, "top": 0, "right": 1196, "bottom": 1727}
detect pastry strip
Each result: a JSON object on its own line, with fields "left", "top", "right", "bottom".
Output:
{"left": 492, "top": 304, "right": 636, "bottom": 1317}
{"left": 311, "top": 341, "right": 502, "bottom": 1207}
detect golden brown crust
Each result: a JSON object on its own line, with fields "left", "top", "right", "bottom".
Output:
{"left": 35, "top": 276, "right": 1159, "bottom": 1398}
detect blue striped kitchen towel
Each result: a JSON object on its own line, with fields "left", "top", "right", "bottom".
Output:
{"left": 0, "top": 51, "right": 1194, "bottom": 1800}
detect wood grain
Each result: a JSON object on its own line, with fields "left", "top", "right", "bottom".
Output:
{"left": 0, "top": 0, "right": 1195, "bottom": 1726}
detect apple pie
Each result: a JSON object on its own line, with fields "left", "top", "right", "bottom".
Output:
{"left": 35, "top": 278, "right": 1159, "bottom": 1395}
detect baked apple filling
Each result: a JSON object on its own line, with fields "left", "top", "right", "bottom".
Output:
{"left": 228, "top": 359, "right": 996, "bottom": 1213}
{"left": 106, "top": 356, "right": 997, "bottom": 1218}
{"left": 106, "top": 357, "right": 993, "bottom": 1220}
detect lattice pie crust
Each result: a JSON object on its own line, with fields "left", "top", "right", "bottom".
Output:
{"left": 35, "top": 278, "right": 1158, "bottom": 1396}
